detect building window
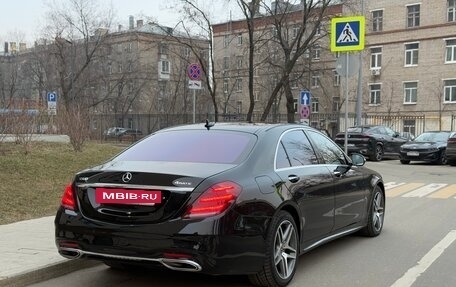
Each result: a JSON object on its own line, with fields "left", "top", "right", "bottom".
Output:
{"left": 125, "top": 42, "right": 132, "bottom": 52}
{"left": 445, "top": 39, "right": 456, "bottom": 63}
{"left": 312, "top": 45, "right": 321, "bottom": 60}
{"left": 161, "top": 60, "right": 170, "bottom": 74}
{"left": 224, "top": 35, "right": 229, "bottom": 48}
{"left": 403, "top": 119, "right": 416, "bottom": 136}
{"left": 333, "top": 70, "right": 340, "bottom": 87}
{"left": 311, "top": 74, "right": 320, "bottom": 88}
{"left": 448, "top": 0, "right": 456, "bottom": 22}
{"left": 444, "top": 79, "right": 456, "bottom": 102}
{"left": 237, "top": 33, "right": 243, "bottom": 45}
{"left": 292, "top": 26, "right": 300, "bottom": 39}
{"left": 108, "top": 63, "right": 112, "bottom": 74}
{"left": 183, "top": 47, "right": 191, "bottom": 58}
{"left": 369, "top": 84, "right": 381, "bottom": 105}
{"left": 118, "top": 63, "right": 123, "bottom": 73}
{"left": 404, "top": 82, "right": 418, "bottom": 104}
{"left": 407, "top": 4, "right": 420, "bottom": 28}
{"left": 332, "top": 97, "right": 340, "bottom": 112}
{"left": 293, "top": 99, "right": 298, "bottom": 113}
{"left": 236, "top": 78, "right": 243, "bottom": 92}
{"left": 223, "top": 78, "right": 229, "bottom": 93}
{"left": 372, "top": 10, "right": 383, "bottom": 32}
{"left": 370, "top": 47, "right": 382, "bottom": 69}
{"left": 236, "top": 101, "right": 242, "bottom": 113}
{"left": 236, "top": 56, "right": 243, "bottom": 69}
{"left": 254, "top": 91, "right": 259, "bottom": 102}
{"left": 127, "top": 62, "right": 133, "bottom": 72}
{"left": 291, "top": 74, "right": 298, "bottom": 89}
{"left": 223, "top": 56, "right": 230, "bottom": 70}
{"left": 312, "top": 97, "right": 319, "bottom": 113}
{"left": 315, "top": 24, "right": 321, "bottom": 35}
{"left": 405, "top": 43, "right": 419, "bottom": 66}
{"left": 159, "top": 43, "right": 168, "bottom": 55}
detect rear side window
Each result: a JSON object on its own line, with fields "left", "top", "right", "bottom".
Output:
{"left": 307, "top": 131, "right": 346, "bottom": 165}
{"left": 276, "top": 130, "right": 316, "bottom": 168}
{"left": 114, "top": 130, "right": 256, "bottom": 164}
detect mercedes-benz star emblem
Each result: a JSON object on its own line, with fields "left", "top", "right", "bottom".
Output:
{"left": 122, "top": 172, "right": 133, "bottom": 183}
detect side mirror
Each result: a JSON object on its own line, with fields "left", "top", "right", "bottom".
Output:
{"left": 393, "top": 132, "right": 400, "bottom": 138}
{"left": 351, "top": 153, "right": 366, "bottom": 166}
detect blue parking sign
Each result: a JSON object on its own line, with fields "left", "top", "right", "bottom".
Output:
{"left": 47, "top": 92, "right": 57, "bottom": 102}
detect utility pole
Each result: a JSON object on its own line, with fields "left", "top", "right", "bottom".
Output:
{"left": 355, "top": 0, "right": 365, "bottom": 126}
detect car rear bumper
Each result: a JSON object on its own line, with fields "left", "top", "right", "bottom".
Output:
{"left": 55, "top": 208, "right": 268, "bottom": 275}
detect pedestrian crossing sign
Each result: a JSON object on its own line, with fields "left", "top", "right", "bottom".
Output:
{"left": 331, "top": 16, "right": 365, "bottom": 52}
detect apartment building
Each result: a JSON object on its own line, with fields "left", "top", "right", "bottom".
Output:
{"left": 363, "top": 0, "right": 456, "bottom": 132}
{"left": 0, "top": 18, "right": 209, "bottom": 132}
{"left": 212, "top": 2, "right": 343, "bottom": 127}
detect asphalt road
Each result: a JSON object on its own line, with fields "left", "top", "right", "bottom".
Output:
{"left": 29, "top": 160, "right": 456, "bottom": 287}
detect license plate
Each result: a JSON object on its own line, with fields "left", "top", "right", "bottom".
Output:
{"left": 95, "top": 188, "right": 162, "bottom": 205}
{"left": 407, "top": 151, "right": 419, "bottom": 156}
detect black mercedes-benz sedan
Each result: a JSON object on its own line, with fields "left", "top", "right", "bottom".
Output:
{"left": 55, "top": 123, "right": 385, "bottom": 287}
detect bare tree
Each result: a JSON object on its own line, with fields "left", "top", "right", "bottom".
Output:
{"left": 236, "top": 0, "right": 261, "bottom": 122}
{"left": 41, "top": 0, "right": 114, "bottom": 150}
{"left": 259, "top": 0, "right": 337, "bottom": 123}
{"left": 172, "top": 0, "right": 219, "bottom": 121}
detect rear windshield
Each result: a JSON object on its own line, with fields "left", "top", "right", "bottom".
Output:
{"left": 114, "top": 130, "right": 256, "bottom": 164}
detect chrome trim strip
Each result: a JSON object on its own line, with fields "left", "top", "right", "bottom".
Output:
{"left": 76, "top": 183, "right": 193, "bottom": 192}
{"left": 59, "top": 247, "right": 202, "bottom": 272}
{"left": 303, "top": 226, "right": 363, "bottom": 252}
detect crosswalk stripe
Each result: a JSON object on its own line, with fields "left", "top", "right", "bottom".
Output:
{"left": 386, "top": 183, "right": 425, "bottom": 197}
{"left": 402, "top": 184, "right": 448, "bottom": 198}
{"left": 428, "top": 184, "right": 456, "bottom": 199}
{"left": 384, "top": 182, "right": 406, "bottom": 190}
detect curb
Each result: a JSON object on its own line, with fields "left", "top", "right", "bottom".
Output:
{"left": 0, "top": 260, "right": 100, "bottom": 287}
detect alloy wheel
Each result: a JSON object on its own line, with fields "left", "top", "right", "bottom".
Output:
{"left": 372, "top": 191, "right": 384, "bottom": 232}
{"left": 273, "top": 220, "right": 298, "bottom": 280}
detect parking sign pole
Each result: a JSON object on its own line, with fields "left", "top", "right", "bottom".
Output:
{"left": 193, "top": 89, "right": 196, "bottom": 124}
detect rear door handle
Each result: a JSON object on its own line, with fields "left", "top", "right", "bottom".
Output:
{"left": 288, "top": 175, "right": 300, "bottom": 183}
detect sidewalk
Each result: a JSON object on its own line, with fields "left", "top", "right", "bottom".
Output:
{"left": 0, "top": 216, "right": 97, "bottom": 287}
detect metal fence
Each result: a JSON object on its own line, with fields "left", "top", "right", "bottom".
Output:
{"left": 88, "top": 112, "right": 428, "bottom": 140}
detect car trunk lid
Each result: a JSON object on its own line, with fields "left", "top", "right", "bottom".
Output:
{"left": 74, "top": 161, "right": 236, "bottom": 224}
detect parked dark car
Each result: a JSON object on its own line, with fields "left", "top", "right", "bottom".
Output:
{"left": 104, "top": 127, "right": 143, "bottom": 141}
{"left": 399, "top": 131, "right": 455, "bottom": 165}
{"left": 334, "top": 125, "right": 408, "bottom": 161}
{"left": 447, "top": 133, "right": 456, "bottom": 166}
{"left": 55, "top": 123, "right": 385, "bottom": 287}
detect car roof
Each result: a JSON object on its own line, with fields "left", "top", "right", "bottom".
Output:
{"left": 157, "top": 122, "right": 317, "bottom": 135}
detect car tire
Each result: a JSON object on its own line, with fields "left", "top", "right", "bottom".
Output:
{"left": 400, "top": 159, "right": 410, "bottom": 164}
{"left": 371, "top": 145, "right": 383, "bottom": 162}
{"left": 435, "top": 151, "right": 447, "bottom": 165}
{"left": 248, "top": 211, "right": 299, "bottom": 287}
{"left": 360, "top": 185, "right": 385, "bottom": 237}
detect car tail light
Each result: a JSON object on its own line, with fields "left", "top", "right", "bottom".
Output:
{"left": 61, "top": 183, "right": 77, "bottom": 211}
{"left": 448, "top": 137, "right": 456, "bottom": 143}
{"left": 183, "top": 181, "right": 241, "bottom": 218}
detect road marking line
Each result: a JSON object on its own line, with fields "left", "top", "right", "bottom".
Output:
{"left": 390, "top": 230, "right": 456, "bottom": 287}
{"left": 402, "top": 184, "right": 448, "bottom": 198}
{"left": 428, "top": 184, "right": 456, "bottom": 199}
{"left": 386, "top": 183, "right": 425, "bottom": 197}
{"left": 384, "top": 182, "right": 406, "bottom": 190}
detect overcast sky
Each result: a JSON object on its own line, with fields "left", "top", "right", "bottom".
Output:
{"left": 0, "top": 0, "right": 240, "bottom": 50}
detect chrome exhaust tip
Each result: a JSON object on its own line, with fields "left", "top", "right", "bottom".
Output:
{"left": 160, "top": 258, "right": 202, "bottom": 272}
{"left": 59, "top": 247, "right": 83, "bottom": 259}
